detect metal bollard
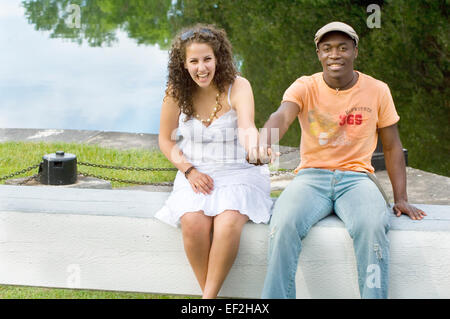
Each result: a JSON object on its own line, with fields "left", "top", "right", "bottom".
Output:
{"left": 39, "top": 151, "right": 77, "bottom": 185}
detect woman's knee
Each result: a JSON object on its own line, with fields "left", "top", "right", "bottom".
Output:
{"left": 181, "top": 211, "right": 213, "bottom": 238}
{"left": 213, "top": 210, "right": 248, "bottom": 236}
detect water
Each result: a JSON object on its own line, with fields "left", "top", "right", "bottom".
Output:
{"left": 1, "top": 0, "right": 447, "bottom": 176}
{"left": 0, "top": 0, "right": 167, "bottom": 134}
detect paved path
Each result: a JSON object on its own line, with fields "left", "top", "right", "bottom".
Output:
{"left": 1, "top": 128, "right": 449, "bottom": 205}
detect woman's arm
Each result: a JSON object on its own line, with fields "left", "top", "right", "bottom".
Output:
{"left": 159, "top": 95, "right": 214, "bottom": 194}
{"left": 231, "top": 77, "right": 261, "bottom": 163}
{"left": 158, "top": 95, "right": 191, "bottom": 172}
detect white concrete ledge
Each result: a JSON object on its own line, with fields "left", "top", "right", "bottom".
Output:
{"left": 1, "top": 185, "right": 449, "bottom": 298}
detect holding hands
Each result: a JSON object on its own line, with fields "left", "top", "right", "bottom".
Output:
{"left": 247, "top": 146, "right": 280, "bottom": 165}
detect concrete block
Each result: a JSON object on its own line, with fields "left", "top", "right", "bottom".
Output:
{"left": 0, "top": 185, "right": 449, "bottom": 298}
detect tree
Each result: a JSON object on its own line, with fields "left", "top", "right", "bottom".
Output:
{"left": 22, "top": 0, "right": 449, "bottom": 175}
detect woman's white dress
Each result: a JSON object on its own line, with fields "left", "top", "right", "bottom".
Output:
{"left": 155, "top": 88, "right": 273, "bottom": 228}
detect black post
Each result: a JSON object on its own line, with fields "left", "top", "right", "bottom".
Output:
{"left": 371, "top": 139, "right": 408, "bottom": 171}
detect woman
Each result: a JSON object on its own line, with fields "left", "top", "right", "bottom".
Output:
{"left": 155, "top": 24, "right": 273, "bottom": 299}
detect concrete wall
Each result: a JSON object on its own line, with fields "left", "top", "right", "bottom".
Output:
{"left": 1, "top": 185, "right": 449, "bottom": 298}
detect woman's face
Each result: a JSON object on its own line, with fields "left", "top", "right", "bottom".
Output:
{"left": 184, "top": 42, "right": 217, "bottom": 89}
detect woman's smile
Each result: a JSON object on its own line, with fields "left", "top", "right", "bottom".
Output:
{"left": 185, "top": 42, "right": 217, "bottom": 88}
{"left": 197, "top": 72, "right": 210, "bottom": 82}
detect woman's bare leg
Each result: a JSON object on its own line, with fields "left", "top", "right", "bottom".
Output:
{"left": 180, "top": 211, "right": 213, "bottom": 293}
{"left": 202, "top": 210, "right": 249, "bottom": 299}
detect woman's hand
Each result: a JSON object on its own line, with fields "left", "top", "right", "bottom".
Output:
{"left": 247, "top": 146, "right": 280, "bottom": 165}
{"left": 260, "top": 146, "right": 280, "bottom": 164}
{"left": 186, "top": 168, "right": 214, "bottom": 195}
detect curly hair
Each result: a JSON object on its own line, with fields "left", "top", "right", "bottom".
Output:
{"left": 166, "top": 23, "right": 239, "bottom": 119}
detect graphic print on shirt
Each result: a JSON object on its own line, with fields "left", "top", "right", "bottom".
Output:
{"left": 308, "top": 110, "right": 340, "bottom": 146}
{"left": 308, "top": 106, "right": 373, "bottom": 146}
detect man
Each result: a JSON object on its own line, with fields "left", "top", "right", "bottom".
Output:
{"left": 260, "top": 21, "right": 426, "bottom": 299}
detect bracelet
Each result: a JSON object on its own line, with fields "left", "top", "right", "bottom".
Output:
{"left": 184, "top": 166, "right": 195, "bottom": 179}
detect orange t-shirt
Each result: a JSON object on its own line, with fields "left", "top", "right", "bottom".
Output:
{"left": 282, "top": 71, "right": 400, "bottom": 174}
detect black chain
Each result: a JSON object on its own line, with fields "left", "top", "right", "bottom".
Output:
{"left": 78, "top": 160, "right": 294, "bottom": 182}
{"left": 0, "top": 163, "right": 40, "bottom": 182}
{"left": 77, "top": 161, "right": 177, "bottom": 172}
{"left": 1, "top": 148, "right": 298, "bottom": 186}
{"left": 278, "top": 147, "right": 298, "bottom": 155}
{"left": 77, "top": 161, "right": 176, "bottom": 185}
{"left": 0, "top": 162, "right": 177, "bottom": 186}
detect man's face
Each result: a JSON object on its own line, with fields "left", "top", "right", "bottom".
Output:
{"left": 316, "top": 31, "right": 358, "bottom": 79}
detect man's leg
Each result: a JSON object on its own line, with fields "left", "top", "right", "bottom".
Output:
{"left": 261, "top": 168, "right": 333, "bottom": 298}
{"left": 334, "top": 171, "right": 391, "bottom": 299}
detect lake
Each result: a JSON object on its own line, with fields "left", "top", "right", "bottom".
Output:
{"left": 0, "top": 0, "right": 167, "bottom": 134}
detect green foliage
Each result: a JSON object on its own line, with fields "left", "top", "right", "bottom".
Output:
{"left": 358, "top": 0, "right": 449, "bottom": 175}
{"left": 21, "top": 0, "right": 449, "bottom": 176}
{"left": 22, "top": 0, "right": 174, "bottom": 48}
{"left": 173, "top": 0, "right": 449, "bottom": 176}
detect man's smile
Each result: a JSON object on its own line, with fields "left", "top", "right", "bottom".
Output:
{"left": 327, "top": 62, "right": 345, "bottom": 71}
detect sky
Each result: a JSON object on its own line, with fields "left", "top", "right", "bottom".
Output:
{"left": 0, "top": 0, "right": 168, "bottom": 134}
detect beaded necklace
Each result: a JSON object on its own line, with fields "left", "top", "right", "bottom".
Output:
{"left": 194, "top": 93, "right": 222, "bottom": 125}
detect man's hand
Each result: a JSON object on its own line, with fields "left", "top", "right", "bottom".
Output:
{"left": 379, "top": 124, "right": 427, "bottom": 221}
{"left": 393, "top": 200, "right": 427, "bottom": 220}
{"left": 264, "top": 146, "right": 280, "bottom": 164}
{"left": 247, "top": 146, "right": 280, "bottom": 165}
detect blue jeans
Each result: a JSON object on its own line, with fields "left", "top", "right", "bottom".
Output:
{"left": 261, "top": 168, "right": 391, "bottom": 299}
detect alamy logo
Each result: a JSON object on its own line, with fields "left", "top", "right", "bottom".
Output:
{"left": 66, "top": 264, "right": 81, "bottom": 288}
{"left": 366, "top": 264, "right": 381, "bottom": 289}
{"left": 170, "top": 127, "right": 280, "bottom": 168}
{"left": 65, "top": 4, "right": 81, "bottom": 29}
{"left": 367, "top": 4, "right": 381, "bottom": 29}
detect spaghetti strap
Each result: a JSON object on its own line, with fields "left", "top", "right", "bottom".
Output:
{"left": 227, "top": 83, "right": 233, "bottom": 108}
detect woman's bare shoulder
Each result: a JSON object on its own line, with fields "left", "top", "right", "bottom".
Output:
{"left": 233, "top": 76, "right": 252, "bottom": 89}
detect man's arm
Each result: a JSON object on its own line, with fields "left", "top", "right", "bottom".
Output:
{"left": 378, "top": 124, "right": 427, "bottom": 220}
{"left": 261, "top": 101, "right": 300, "bottom": 147}
{"left": 258, "top": 101, "right": 300, "bottom": 163}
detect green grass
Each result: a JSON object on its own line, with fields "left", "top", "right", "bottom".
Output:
{"left": 0, "top": 285, "right": 198, "bottom": 299}
{"left": 0, "top": 141, "right": 177, "bottom": 188}
{"left": 270, "top": 190, "right": 282, "bottom": 198}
